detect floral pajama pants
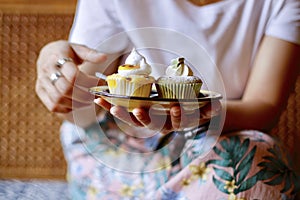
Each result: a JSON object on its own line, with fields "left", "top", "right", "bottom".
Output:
{"left": 60, "top": 116, "right": 300, "bottom": 200}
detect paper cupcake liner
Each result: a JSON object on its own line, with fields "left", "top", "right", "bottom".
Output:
{"left": 155, "top": 83, "right": 202, "bottom": 99}
{"left": 108, "top": 78, "right": 153, "bottom": 97}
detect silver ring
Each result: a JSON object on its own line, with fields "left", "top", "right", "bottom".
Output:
{"left": 50, "top": 71, "right": 62, "bottom": 85}
{"left": 56, "top": 57, "right": 73, "bottom": 68}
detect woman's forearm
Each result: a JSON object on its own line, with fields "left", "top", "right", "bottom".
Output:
{"left": 222, "top": 36, "right": 299, "bottom": 134}
{"left": 222, "top": 100, "right": 282, "bottom": 133}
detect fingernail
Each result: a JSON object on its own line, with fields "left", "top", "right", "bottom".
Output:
{"left": 110, "top": 106, "right": 116, "bottom": 115}
{"left": 132, "top": 109, "right": 141, "bottom": 116}
{"left": 172, "top": 108, "right": 181, "bottom": 117}
{"left": 94, "top": 98, "right": 100, "bottom": 104}
{"left": 89, "top": 51, "right": 107, "bottom": 62}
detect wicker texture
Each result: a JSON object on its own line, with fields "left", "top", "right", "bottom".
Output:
{"left": 271, "top": 76, "right": 300, "bottom": 170}
{"left": 0, "top": 13, "right": 74, "bottom": 179}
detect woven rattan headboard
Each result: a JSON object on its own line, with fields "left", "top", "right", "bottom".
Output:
{"left": 0, "top": 9, "right": 74, "bottom": 179}
{"left": 270, "top": 76, "right": 300, "bottom": 169}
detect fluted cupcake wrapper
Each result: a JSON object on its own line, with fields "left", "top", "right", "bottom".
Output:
{"left": 155, "top": 83, "right": 202, "bottom": 99}
{"left": 108, "top": 79, "right": 153, "bottom": 97}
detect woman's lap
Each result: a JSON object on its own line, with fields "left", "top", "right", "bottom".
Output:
{"left": 60, "top": 121, "right": 299, "bottom": 200}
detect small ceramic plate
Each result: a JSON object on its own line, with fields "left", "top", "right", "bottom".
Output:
{"left": 90, "top": 86, "right": 222, "bottom": 114}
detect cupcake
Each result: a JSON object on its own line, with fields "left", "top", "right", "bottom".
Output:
{"left": 106, "top": 48, "right": 155, "bottom": 97}
{"left": 155, "top": 57, "right": 202, "bottom": 99}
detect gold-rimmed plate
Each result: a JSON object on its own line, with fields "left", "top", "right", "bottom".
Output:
{"left": 90, "top": 86, "right": 222, "bottom": 114}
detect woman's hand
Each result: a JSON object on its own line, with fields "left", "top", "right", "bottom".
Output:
{"left": 35, "top": 40, "right": 107, "bottom": 114}
{"left": 95, "top": 97, "right": 222, "bottom": 134}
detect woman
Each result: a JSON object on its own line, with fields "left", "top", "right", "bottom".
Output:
{"left": 36, "top": 0, "right": 300, "bottom": 199}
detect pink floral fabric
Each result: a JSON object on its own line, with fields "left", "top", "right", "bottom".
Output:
{"left": 60, "top": 116, "right": 299, "bottom": 200}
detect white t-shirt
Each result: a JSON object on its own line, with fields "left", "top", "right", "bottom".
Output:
{"left": 69, "top": 0, "right": 300, "bottom": 99}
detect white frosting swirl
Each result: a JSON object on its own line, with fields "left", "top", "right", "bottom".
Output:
{"left": 165, "top": 57, "right": 193, "bottom": 76}
{"left": 118, "top": 48, "right": 152, "bottom": 76}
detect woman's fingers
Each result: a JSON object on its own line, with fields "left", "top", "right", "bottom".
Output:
{"left": 94, "top": 97, "right": 222, "bottom": 134}
{"left": 35, "top": 40, "right": 108, "bottom": 114}
{"left": 45, "top": 62, "right": 95, "bottom": 103}
{"left": 35, "top": 82, "right": 72, "bottom": 113}
{"left": 110, "top": 106, "right": 144, "bottom": 126}
{"left": 57, "top": 58, "right": 105, "bottom": 88}
{"left": 95, "top": 99, "right": 167, "bottom": 130}
{"left": 200, "top": 100, "right": 222, "bottom": 119}
{"left": 133, "top": 108, "right": 173, "bottom": 133}
{"left": 71, "top": 43, "right": 107, "bottom": 63}
{"left": 170, "top": 106, "right": 183, "bottom": 129}
{"left": 94, "top": 98, "right": 112, "bottom": 111}
{"left": 132, "top": 108, "right": 152, "bottom": 126}
{"left": 36, "top": 76, "right": 91, "bottom": 111}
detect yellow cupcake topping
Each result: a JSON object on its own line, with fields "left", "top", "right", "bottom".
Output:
{"left": 118, "top": 64, "right": 140, "bottom": 71}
